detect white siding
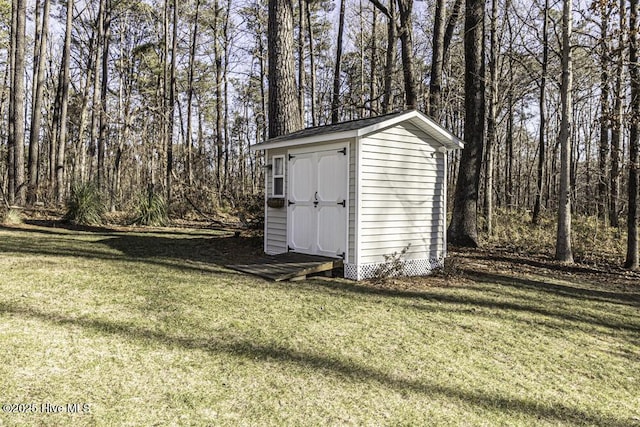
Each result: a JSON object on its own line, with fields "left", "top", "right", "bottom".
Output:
{"left": 265, "top": 148, "right": 288, "bottom": 254}
{"left": 358, "top": 123, "right": 445, "bottom": 264}
{"left": 348, "top": 141, "right": 357, "bottom": 264}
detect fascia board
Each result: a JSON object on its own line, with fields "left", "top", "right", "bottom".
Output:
{"left": 250, "top": 130, "right": 358, "bottom": 151}
{"left": 356, "top": 110, "right": 464, "bottom": 151}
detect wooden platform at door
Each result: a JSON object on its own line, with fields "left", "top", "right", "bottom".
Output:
{"left": 227, "top": 252, "right": 343, "bottom": 281}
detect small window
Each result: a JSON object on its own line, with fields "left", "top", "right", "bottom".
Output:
{"left": 272, "top": 155, "right": 284, "bottom": 197}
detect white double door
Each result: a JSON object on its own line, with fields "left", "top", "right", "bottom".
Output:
{"left": 287, "top": 144, "right": 348, "bottom": 258}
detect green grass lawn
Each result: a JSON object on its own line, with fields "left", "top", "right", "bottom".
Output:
{"left": 0, "top": 223, "right": 639, "bottom": 426}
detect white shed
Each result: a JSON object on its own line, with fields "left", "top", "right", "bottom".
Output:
{"left": 251, "top": 110, "right": 464, "bottom": 280}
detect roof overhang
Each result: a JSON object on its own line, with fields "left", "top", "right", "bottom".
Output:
{"left": 250, "top": 110, "right": 464, "bottom": 152}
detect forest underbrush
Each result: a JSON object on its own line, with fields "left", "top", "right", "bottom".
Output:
{"left": 481, "top": 208, "right": 628, "bottom": 269}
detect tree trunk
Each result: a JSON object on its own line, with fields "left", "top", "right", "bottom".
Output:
{"left": 223, "top": 0, "right": 232, "bottom": 193}
{"left": 12, "top": 0, "right": 27, "bottom": 206}
{"left": 92, "top": 0, "right": 105, "bottom": 187}
{"left": 396, "top": 0, "right": 416, "bottom": 109}
{"left": 49, "top": 65, "right": 61, "bottom": 197}
{"left": 626, "top": 0, "right": 640, "bottom": 269}
{"left": 443, "top": 0, "right": 463, "bottom": 58}
{"left": 214, "top": 0, "right": 223, "bottom": 195}
{"left": 598, "top": 0, "right": 610, "bottom": 223}
{"left": 610, "top": 0, "right": 625, "bottom": 228}
{"left": 555, "top": 0, "right": 574, "bottom": 263}
{"left": 370, "top": 7, "right": 378, "bottom": 115}
{"left": 306, "top": 0, "right": 317, "bottom": 126}
{"left": 56, "top": 0, "right": 74, "bottom": 205}
{"left": 382, "top": 0, "right": 396, "bottom": 114}
{"left": 532, "top": 0, "right": 549, "bottom": 225}
{"left": 7, "top": 0, "right": 17, "bottom": 205}
{"left": 484, "top": 0, "right": 498, "bottom": 235}
{"left": 447, "top": 0, "right": 485, "bottom": 248}
{"left": 268, "top": 0, "right": 303, "bottom": 137}
{"left": 258, "top": 12, "right": 268, "bottom": 142}
{"left": 99, "top": 2, "right": 111, "bottom": 193}
{"left": 359, "top": 0, "right": 365, "bottom": 117}
{"left": 429, "top": 0, "right": 445, "bottom": 120}
{"left": 186, "top": 0, "right": 200, "bottom": 187}
{"left": 506, "top": 93, "right": 514, "bottom": 208}
{"left": 111, "top": 20, "right": 126, "bottom": 212}
{"left": 331, "top": 0, "right": 346, "bottom": 123}
{"left": 298, "top": 0, "right": 306, "bottom": 121}
{"left": 167, "top": 0, "right": 178, "bottom": 203}
{"left": 28, "top": 0, "right": 50, "bottom": 205}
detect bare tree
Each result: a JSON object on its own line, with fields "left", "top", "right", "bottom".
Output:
{"left": 598, "top": 0, "right": 610, "bottom": 223}
{"left": 556, "top": 0, "right": 574, "bottom": 263}
{"left": 331, "top": 0, "right": 346, "bottom": 123}
{"left": 28, "top": 0, "right": 50, "bottom": 205}
{"left": 298, "top": 0, "right": 306, "bottom": 122}
{"left": 484, "top": 0, "right": 499, "bottom": 235}
{"left": 429, "top": 0, "right": 446, "bottom": 119}
{"left": 626, "top": 0, "right": 639, "bottom": 269}
{"left": 7, "top": 0, "right": 17, "bottom": 205}
{"left": 369, "top": 0, "right": 396, "bottom": 113}
{"left": 382, "top": 0, "right": 395, "bottom": 113}
{"left": 11, "top": 0, "right": 27, "bottom": 206}
{"left": 56, "top": 0, "right": 74, "bottom": 205}
{"left": 396, "top": 0, "right": 416, "bottom": 109}
{"left": 186, "top": 0, "right": 201, "bottom": 186}
{"left": 370, "top": 0, "right": 416, "bottom": 111}
{"left": 370, "top": 7, "right": 378, "bottom": 115}
{"left": 447, "top": 0, "right": 485, "bottom": 247}
{"left": 99, "top": 1, "right": 112, "bottom": 192}
{"left": 532, "top": 0, "right": 549, "bottom": 225}
{"left": 167, "top": 0, "right": 178, "bottom": 203}
{"left": 306, "top": 0, "right": 317, "bottom": 126}
{"left": 610, "top": 0, "right": 625, "bottom": 228}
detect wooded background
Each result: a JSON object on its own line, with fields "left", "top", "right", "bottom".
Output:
{"left": 1, "top": 0, "right": 638, "bottom": 267}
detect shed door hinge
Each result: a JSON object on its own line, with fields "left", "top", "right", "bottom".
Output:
{"left": 339, "top": 252, "right": 345, "bottom": 259}
{"left": 338, "top": 147, "right": 347, "bottom": 155}
{"left": 337, "top": 200, "right": 346, "bottom": 207}
{"left": 288, "top": 154, "right": 295, "bottom": 160}
{"left": 288, "top": 200, "right": 295, "bottom": 206}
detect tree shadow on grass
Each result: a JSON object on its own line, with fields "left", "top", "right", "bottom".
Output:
{"left": 293, "top": 275, "right": 640, "bottom": 336}
{"left": 22, "top": 219, "right": 238, "bottom": 238}
{"left": 23, "top": 219, "right": 122, "bottom": 234}
{"left": 460, "top": 268, "right": 640, "bottom": 308}
{"left": 3, "top": 223, "right": 640, "bottom": 335}
{"left": 0, "top": 300, "right": 635, "bottom": 427}
{"left": 97, "top": 233, "right": 264, "bottom": 265}
{"left": 2, "top": 222, "right": 263, "bottom": 263}
{"left": 466, "top": 251, "right": 640, "bottom": 288}
{"left": 0, "top": 225, "right": 263, "bottom": 276}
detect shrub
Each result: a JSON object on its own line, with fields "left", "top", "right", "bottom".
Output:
{"left": 372, "top": 244, "right": 411, "bottom": 282}
{"left": 1, "top": 208, "right": 23, "bottom": 226}
{"left": 133, "top": 190, "right": 168, "bottom": 227}
{"left": 64, "top": 182, "right": 105, "bottom": 226}
{"left": 236, "top": 193, "right": 265, "bottom": 229}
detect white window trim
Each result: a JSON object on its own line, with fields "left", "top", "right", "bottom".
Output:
{"left": 272, "top": 155, "right": 285, "bottom": 197}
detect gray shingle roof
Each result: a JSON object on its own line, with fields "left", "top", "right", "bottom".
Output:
{"left": 250, "top": 109, "right": 464, "bottom": 151}
{"left": 261, "top": 110, "right": 411, "bottom": 144}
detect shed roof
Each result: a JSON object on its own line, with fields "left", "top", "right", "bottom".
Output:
{"left": 251, "top": 109, "right": 464, "bottom": 151}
